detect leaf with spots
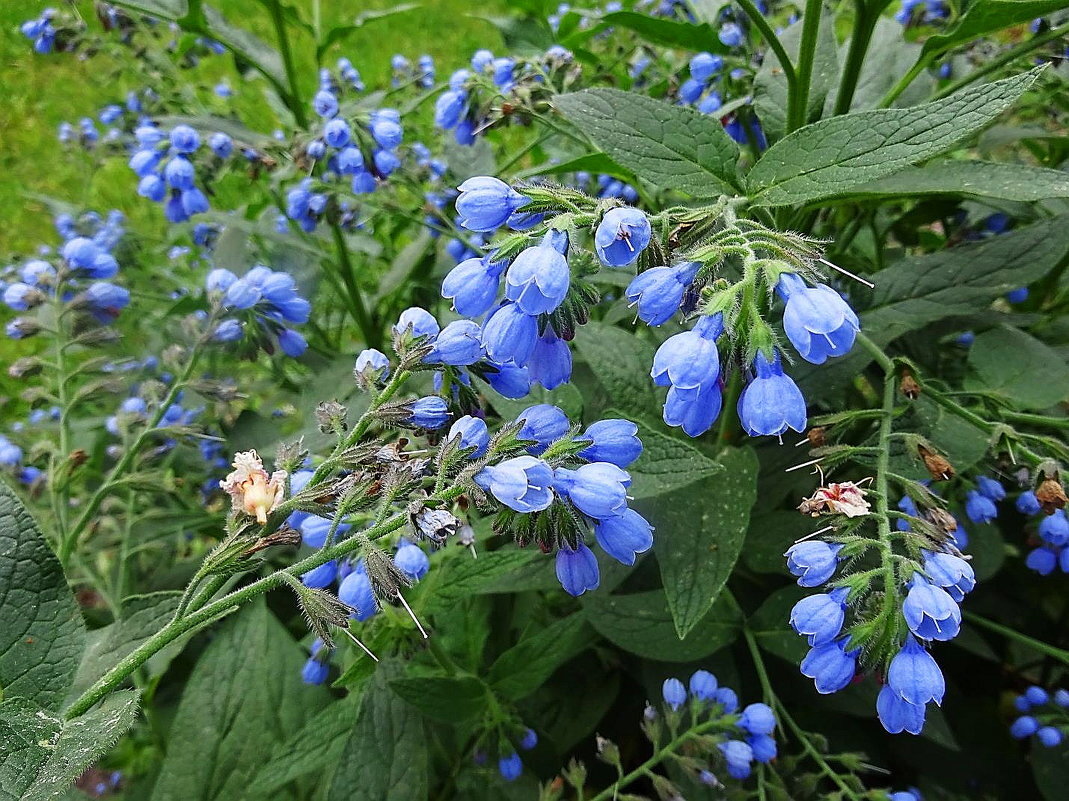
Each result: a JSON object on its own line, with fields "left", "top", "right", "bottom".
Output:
{"left": 1, "top": 690, "right": 141, "bottom": 801}
{"left": 0, "top": 481, "right": 85, "bottom": 712}
{"left": 636, "top": 447, "right": 758, "bottom": 639}
{"left": 746, "top": 68, "right": 1043, "bottom": 207}
{"left": 554, "top": 88, "right": 742, "bottom": 197}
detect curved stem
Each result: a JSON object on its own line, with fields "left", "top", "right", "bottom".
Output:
{"left": 267, "top": 0, "right": 308, "bottom": 128}
{"left": 964, "top": 612, "right": 1069, "bottom": 667}
{"left": 877, "top": 53, "right": 932, "bottom": 108}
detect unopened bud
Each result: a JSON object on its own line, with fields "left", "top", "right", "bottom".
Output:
{"left": 925, "top": 507, "right": 959, "bottom": 535}
{"left": 6, "top": 317, "right": 41, "bottom": 339}
{"left": 561, "top": 758, "right": 587, "bottom": 790}
{"left": 276, "top": 438, "right": 308, "bottom": 474}
{"left": 8, "top": 357, "right": 43, "bottom": 379}
{"left": 364, "top": 547, "right": 409, "bottom": 602}
{"left": 315, "top": 400, "right": 348, "bottom": 434}
{"left": 595, "top": 735, "right": 621, "bottom": 769}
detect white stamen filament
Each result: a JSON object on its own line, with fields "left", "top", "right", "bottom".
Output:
{"left": 342, "top": 627, "right": 380, "bottom": 661}
{"left": 786, "top": 457, "right": 823, "bottom": 472}
{"left": 397, "top": 592, "right": 429, "bottom": 639}
{"left": 819, "top": 257, "right": 875, "bottom": 288}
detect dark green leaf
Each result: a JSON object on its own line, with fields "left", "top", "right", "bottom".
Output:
{"left": 574, "top": 323, "right": 659, "bottom": 420}
{"left": 69, "top": 592, "right": 181, "bottom": 700}
{"left": 1, "top": 691, "right": 141, "bottom": 801}
{"left": 592, "top": 12, "right": 726, "bottom": 52}
{"left": 431, "top": 548, "right": 548, "bottom": 602}
{"left": 0, "top": 481, "right": 84, "bottom": 711}
{"left": 748, "top": 585, "right": 809, "bottom": 664}
{"left": 742, "top": 511, "right": 813, "bottom": 575}
{"left": 841, "top": 161, "right": 1069, "bottom": 202}
{"left": 486, "top": 615, "right": 591, "bottom": 700}
{"left": 641, "top": 447, "right": 758, "bottom": 638}
{"left": 374, "top": 231, "right": 434, "bottom": 303}
{"left": 554, "top": 89, "right": 741, "bottom": 196}
{"left": 150, "top": 602, "right": 329, "bottom": 801}
{"left": 247, "top": 695, "right": 362, "bottom": 796}
{"left": 807, "top": 216, "right": 1069, "bottom": 394}
{"left": 1033, "top": 728, "right": 1069, "bottom": 801}
{"left": 966, "top": 327, "right": 1069, "bottom": 410}
{"left": 328, "top": 663, "right": 427, "bottom": 801}
{"left": 753, "top": 12, "right": 839, "bottom": 141}
{"left": 628, "top": 421, "right": 726, "bottom": 500}
{"left": 848, "top": 18, "right": 934, "bottom": 110}
{"left": 389, "top": 676, "right": 489, "bottom": 722}
{"left": 747, "top": 68, "right": 1043, "bottom": 207}
{"left": 521, "top": 658, "right": 620, "bottom": 751}
{"left": 921, "top": 0, "right": 1069, "bottom": 59}
{"left": 584, "top": 589, "right": 741, "bottom": 661}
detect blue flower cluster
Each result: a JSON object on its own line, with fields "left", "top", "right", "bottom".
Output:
{"left": 467, "top": 406, "right": 650, "bottom": 596}
{"left": 205, "top": 265, "right": 311, "bottom": 357}
{"left": 490, "top": 727, "right": 539, "bottom": 782}
{"left": 1010, "top": 686, "right": 1069, "bottom": 747}
{"left": 2, "top": 210, "right": 129, "bottom": 337}
{"left": 678, "top": 51, "right": 726, "bottom": 113}
{"left": 659, "top": 670, "right": 777, "bottom": 782}
{"left": 786, "top": 532, "right": 975, "bottom": 734}
{"left": 129, "top": 123, "right": 229, "bottom": 222}
{"left": 1021, "top": 490, "right": 1069, "bottom": 575}
{"left": 20, "top": 8, "right": 58, "bottom": 54}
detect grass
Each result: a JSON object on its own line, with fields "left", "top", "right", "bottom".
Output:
{"left": 0, "top": 0, "right": 507, "bottom": 253}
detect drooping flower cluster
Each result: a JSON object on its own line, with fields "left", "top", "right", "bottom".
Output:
{"left": 1010, "top": 686, "right": 1069, "bottom": 748}
{"left": 787, "top": 479, "right": 976, "bottom": 735}
{"left": 2, "top": 210, "right": 130, "bottom": 337}
{"left": 205, "top": 265, "right": 311, "bottom": 357}
{"left": 127, "top": 123, "right": 229, "bottom": 222}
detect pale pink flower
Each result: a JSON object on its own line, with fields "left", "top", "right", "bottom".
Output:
{"left": 220, "top": 449, "right": 287, "bottom": 524}
{"left": 798, "top": 480, "right": 871, "bottom": 518}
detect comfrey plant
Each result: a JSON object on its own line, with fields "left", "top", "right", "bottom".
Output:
{"left": 5, "top": 0, "right": 1069, "bottom": 799}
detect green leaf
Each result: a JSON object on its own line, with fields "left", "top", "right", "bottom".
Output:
{"left": 640, "top": 448, "right": 758, "bottom": 638}
{"left": 840, "top": 161, "right": 1069, "bottom": 202}
{"left": 521, "top": 659, "right": 620, "bottom": 751}
{"left": 574, "top": 323, "right": 659, "bottom": 420}
{"left": 584, "top": 589, "right": 741, "bottom": 661}
{"left": 921, "top": 0, "right": 1069, "bottom": 59}
{"left": 590, "top": 12, "right": 727, "bottom": 52}
{"left": 389, "top": 676, "right": 489, "bottom": 723}
{"left": 806, "top": 215, "right": 1069, "bottom": 395}
{"left": 0, "top": 481, "right": 84, "bottom": 712}
{"left": 328, "top": 663, "right": 427, "bottom": 801}
{"left": 373, "top": 231, "right": 434, "bottom": 303}
{"left": 554, "top": 89, "right": 741, "bottom": 197}
{"left": 1033, "top": 728, "right": 1069, "bottom": 801}
{"left": 748, "top": 585, "right": 809, "bottom": 664}
{"left": 746, "top": 68, "right": 1043, "bottom": 207}
{"left": 69, "top": 592, "right": 181, "bottom": 700}
{"left": 966, "top": 327, "right": 1069, "bottom": 410}
{"left": 742, "top": 511, "right": 813, "bottom": 575}
{"left": 628, "top": 421, "right": 726, "bottom": 500}
{"left": 753, "top": 12, "right": 840, "bottom": 141}
{"left": 150, "top": 602, "right": 329, "bottom": 801}
{"left": 1, "top": 691, "right": 141, "bottom": 801}
{"left": 316, "top": 4, "right": 420, "bottom": 58}
{"left": 430, "top": 548, "right": 548, "bottom": 602}
{"left": 848, "top": 18, "right": 934, "bottom": 110}
{"left": 247, "top": 695, "right": 362, "bottom": 797}
{"left": 486, "top": 615, "right": 591, "bottom": 700}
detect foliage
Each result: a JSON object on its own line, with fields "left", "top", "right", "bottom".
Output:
{"left": 1, "top": 1, "right": 1068, "bottom": 800}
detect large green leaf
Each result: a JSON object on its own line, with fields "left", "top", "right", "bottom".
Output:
{"left": 839, "top": 160, "right": 1069, "bottom": 202}
{"left": 639, "top": 447, "right": 758, "bottom": 638}
{"left": 0, "top": 691, "right": 141, "bottom": 801}
{"left": 583, "top": 12, "right": 727, "bottom": 52}
{"left": 574, "top": 323, "right": 659, "bottom": 420}
{"left": 69, "top": 592, "right": 181, "bottom": 700}
{"left": 807, "top": 216, "right": 1069, "bottom": 394}
{"left": 921, "top": 0, "right": 1069, "bottom": 58}
{"left": 849, "top": 18, "right": 934, "bottom": 110}
{"left": 389, "top": 676, "right": 490, "bottom": 723}
{"left": 430, "top": 548, "right": 547, "bottom": 602}
{"left": 554, "top": 89, "right": 742, "bottom": 197}
{"left": 748, "top": 585, "right": 809, "bottom": 664}
{"left": 327, "top": 663, "right": 427, "bottom": 801}
{"left": 247, "top": 695, "right": 362, "bottom": 797}
{"left": 753, "top": 12, "right": 840, "bottom": 141}
{"left": 966, "top": 327, "right": 1069, "bottom": 410}
{"left": 746, "top": 68, "right": 1043, "bottom": 207}
{"left": 486, "top": 615, "right": 591, "bottom": 700}
{"left": 584, "top": 589, "right": 741, "bottom": 661}
{"left": 628, "top": 421, "right": 726, "bottom": 500}
{"left": 0, "top": 482, "right": 84, "bottom": 712}
{"left": 150, "top": 602, "right": 329, "bottom": 801}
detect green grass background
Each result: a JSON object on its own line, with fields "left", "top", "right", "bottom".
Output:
{"left": 0, "top": 0, "right": 507, "bottom": 253}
